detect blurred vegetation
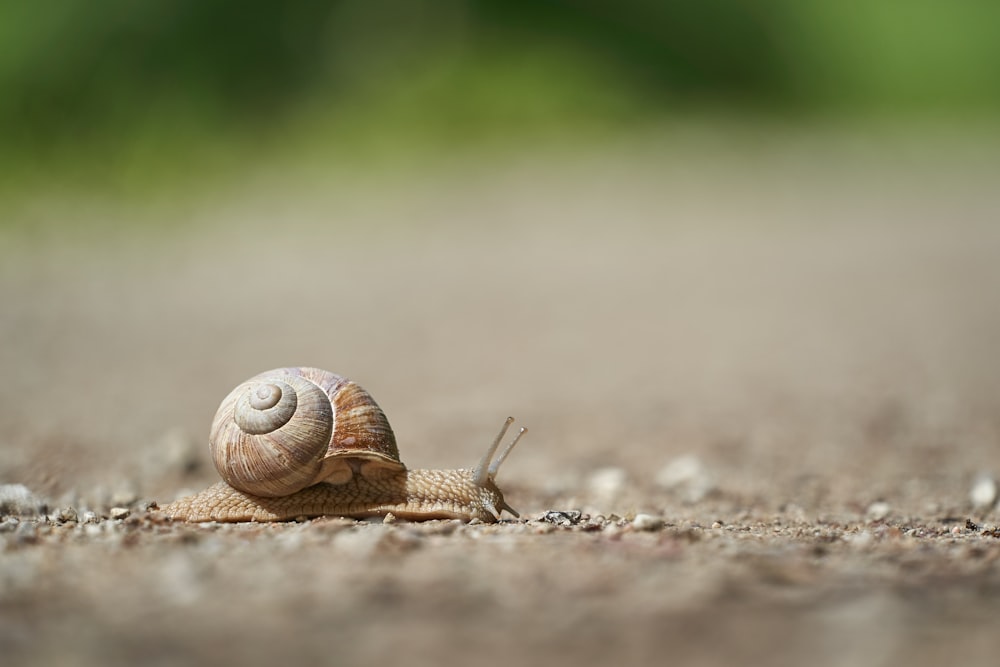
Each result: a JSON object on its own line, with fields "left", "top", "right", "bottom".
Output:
{"left": 2, "top": 0, "right": 999, "bottom": 201}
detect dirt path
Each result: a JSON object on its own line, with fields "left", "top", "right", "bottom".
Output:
{"left": 2, "top": 140, "right": 1000, "bottom": 666}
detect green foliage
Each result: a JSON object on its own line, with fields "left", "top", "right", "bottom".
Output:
{"left": 1, "top": 0, "right": 998, "bottom": 197}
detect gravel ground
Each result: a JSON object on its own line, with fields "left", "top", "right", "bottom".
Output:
{"left": 2, "top": 137, "right": 1000, "bottom": 666}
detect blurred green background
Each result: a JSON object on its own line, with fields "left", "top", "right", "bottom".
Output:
{"left": 2, "top": 0, "right": 999, "bottom": 205}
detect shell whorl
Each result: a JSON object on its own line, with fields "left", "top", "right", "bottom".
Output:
{"left": 234, "top": 381, "right": 298, "bottom": 434}
{"left": 209, "top": 367, "right": 402, "bottom": 498}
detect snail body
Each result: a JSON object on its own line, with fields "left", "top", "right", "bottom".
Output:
{"left": 163, "top": 367, "right": 525, "bottom": 523}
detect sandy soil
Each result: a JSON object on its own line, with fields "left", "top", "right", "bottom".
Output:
{"left": 2, "top": 137, "right": 1000, "bottom": 666}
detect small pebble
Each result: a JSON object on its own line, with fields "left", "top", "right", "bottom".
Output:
{"left": 382, "top": 512, "right": 398, "bottom": 524}
{"left": 0, "top": 484, "right": 45, "bottom": 517}
{"left": 655, "top": 455, "right": 715, "bottom": 503}
{"left": 82, "top": 511, "right": 100, "bottom": 524}
{"left": 109, "top": 507, "right": 131, "bottom": 520}
{"left": 539, "top": 510, "right": 582, "bottom": 526}
{"left": 587, "top": 467, "right": 627, "bottom": 502}
{"left": 866, "top": 501, "right": 891, "bottom": 521}
{"left": 110, "top": 487, "right": 138, "bottom": 508}
{"left": 57, "top": 507, "right": 79, "bottom": 523}
{"left": 969, "top": 474, "right": 997, "bottom": 510}
{"left": 632, "top": 513, "right": 664, "bottom": 531}
{"left": 850, "top": 530, "right": 873, "bottom": 547}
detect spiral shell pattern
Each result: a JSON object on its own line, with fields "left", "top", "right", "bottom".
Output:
{"left": 209, "top": 367, "right": 402, "bottom": 497}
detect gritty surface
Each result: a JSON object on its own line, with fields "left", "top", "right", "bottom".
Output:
{"left": 2, "top": 137, "right": 1000, "bottom": 666}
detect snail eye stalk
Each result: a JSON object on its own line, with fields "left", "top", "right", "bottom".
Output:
{"left": 473, "top": 417, "right": 527, "bottom": 486}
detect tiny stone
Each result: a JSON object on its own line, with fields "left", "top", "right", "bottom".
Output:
{"left": 711, "top": 521, "right": 723, "bottom": 529}
{"left": 382, "top": 512, "right": 397, "bottom": 524}
{"left": 587, "top": 467, "right": 627, "bottom": 501}
{"left": 866, "top": 501, "right": 891, "bottom": 521}
{"left": 655, "top": 455, "right": 716, "bottom": 503}
{"left": 0, "top": 484, "right": 44, "bottom": 517}
{"left": 970, "top": 474, "right": 998, "bottom": 510}
{"left": 110, "top": 487, "right": 138, "bottom": 508}
{"left": 539, "top": 510, "right": 582, "bottom": 526}
{"left": 850, "top": 530, "right": 873, "bottom": 547}
{"left": 109, "top": 507, "right": 131, "bottom": 520}
{"left": 82, "top": 511, "right": 100, "bottom": 524}
{"left": 632, "top": 513, "right": 664, "bottom": 531}
{"left": 57, "top": 507, "right": 79, "bottom": 523}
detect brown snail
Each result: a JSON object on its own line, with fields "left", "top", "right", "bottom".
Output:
{"left": 162, "top": 367, "right": 526, "bottom": 523}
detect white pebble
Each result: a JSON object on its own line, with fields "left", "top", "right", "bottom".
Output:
{"left": 109, "top": 507, "right": 130, "bottom": 520}
{"left": 587, "top": 467, "right": 627, "bottom": 502}
{"left": 0, "top": 484, "right": 44, "bottom": 517}
{"left": 110, "top": 486, "right": 138, "bottom": 508}
{"left": 632, "top": 513, "right": 664, "bottom": 531}
{"left": 970, "top": 474, "right": 997, "bottom": 510}
{"left": 866, "top": 501, "right": 891, "bottom": 521}
{"left": 655, "top": 455, "right": 715, "bottom": 503}
{"left": 850, "top": 530, "right": 873, "bottom": 547}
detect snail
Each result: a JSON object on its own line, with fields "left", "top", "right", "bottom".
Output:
{"left": 162, "top": 367, "right": 526, "bottom": 523}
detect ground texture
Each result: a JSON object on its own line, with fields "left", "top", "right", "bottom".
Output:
{"left": 2, "top": 137, "right": 1000, "bottom": 666}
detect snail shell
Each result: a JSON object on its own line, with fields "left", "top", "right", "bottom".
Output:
{"left": 209, "top": 367, "right": 403, "bottom": 497}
